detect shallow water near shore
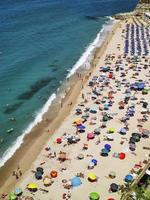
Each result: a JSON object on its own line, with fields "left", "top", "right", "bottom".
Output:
{"left": 0, "top": 0, "right": 138, "bottom": 166}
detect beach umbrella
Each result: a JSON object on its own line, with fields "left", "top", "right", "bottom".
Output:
{"left": 35, "top": 171, "right": 42, "bottom": 180}
{"left": 119, "top": 152, "right": 126, "bottom": 160}
{"left": 14, "top": 188, "right": 22, "bottom": 196}
{"left": 77, "top": 124, "right": 85, "bottom": 130}
{"left": 73, "top": 119, "right": 82, "bottom": 125}
{"left": 101, "top": 148, "right": 109, "bottom": 154}
{"left": 27, "top": 183, "right": 38, "bottom": 192}
{"left": 88, "top": 172, "right": 97, "bottom": 181}
{"left": 104, "top": 104, "right": 109, "bottom": 110}
{"left": 101, "top": 148, "right": 109, "bottom": 157}
{"left": 71, "top": 177, "right": 82, "bottom": 187}
{"left": 91, "top": 159, "right": 98, "bottom": 165}
{"left": 9, "top": 193, "right": 17, "bottom": 200}
{"left": 129, "top": 137, "right": 136, "bottom": 144}
{"left": 77, "top": 153, "right": 84, "bottom": 160}
{"left": 138, "top": 82, "right": 145, "bottom": 90}
{"left": 104, "top": 144, "right": 111, "bottom": 151}
{"left": 142, "top": 89, "right": 148, "bottom": 95}
{"left": 94, "top": 128, "right": 101, "bottom": 135}
{"left": 89, "top": 192, "right": 100, "bottom": 200}
{"left": 103, "top": 115, "right": 109, "bottom": 122}
{"left": 88, "top": 161, "right": 95, "bottom": 169}
{"left": 120, "top": 128, "right": 127, "bottom": 135}
{"left": 106, "top": 134, "right": 114, "bottom": 141}
{"left": 56, "top": 137, "right": 62, "bottom": 144}
{"left": 50, "top": 170, "right": 58, "bottom": 178}
{"left": 124, "top": 174, "right": 133, "bottom": 182}
{"left": 132, "top": 135, "right": 140, "bottom": 142}
{"left": 87, "top": 132, "right": 95, "bottom": 140}
{"left": 129, "top": 143, "right": 136, "bottom": 151}
{"left": 43, "top": 176, "right": 53, "bottom": 186}
{"left": 108, "top": 128, "right": 115, "bottom": 133}
{"left": 142, "top": 129, "right": 150, "bottom": 138}
{"left": 90, "top": 107, "right": 98, "bottom": 113}
{"left": 110, "top": 183, "right": 118, "bottom": 192}
{"left": 36, "top": 167, "right": 44, "bottom": 173}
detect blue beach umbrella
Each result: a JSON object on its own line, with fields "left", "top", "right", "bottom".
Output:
{"left": 77, "top": 124, "right": 85, "bottom": 130}
{"left": 101, "top": 148, "right": 109, "bottom": 154}
{"left": 14, "top": 188, "right": 22, "bottom": 196}
{"left": 124, "top": 174, "right": 133, "bottom": 182}
{"left": 71, "top": 177, "right": 82, "bottom": 187}
{"left": 91, "top": 159, "right": 98, "bottom": 165}
{"left": 104, "top": 144, "right": 111, "bottom": 151}
{"left": 120, "top": 128, "right": 127, "bottom": 135}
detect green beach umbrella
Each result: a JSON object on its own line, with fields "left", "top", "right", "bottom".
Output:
{"left": 9, "top": 192, "right": 17, "bottom": 200}
{"left": 89, "top": 192, "right": 100, "bottom": 200}
{"left": 142, "top": 89, "right": 149, "bottom": 95}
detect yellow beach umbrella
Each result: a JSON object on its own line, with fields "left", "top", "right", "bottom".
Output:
{"left": 108, "top": 128, "right": 115, "bottom": 133}
{"left": 88, "top": 172, "right": 97, "bottom": 181}
{"left": 73, "top": 119, "right": 82, "bottom": 125}
{"left": 27, "top": 183, "right": 37, "bottom": 191}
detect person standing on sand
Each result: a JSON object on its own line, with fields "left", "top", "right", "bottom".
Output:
{"left": 17, "top": 166, "right": 22, "bottom": 177}
{"left": 82, "top": 93, "right": 85, "bottom": 99}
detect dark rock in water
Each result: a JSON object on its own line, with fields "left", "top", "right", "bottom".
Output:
{"left": 4, "top": 102, "right": 23, "bottom": 114}
{"left": 18, "top": 77, "right": 55, "bottom": 100}
{"left": 85, "top": 16, "right": 100, "bottom": 20}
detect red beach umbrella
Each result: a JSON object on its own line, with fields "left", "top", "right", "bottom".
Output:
{"left": 119, "top": 152, "right": 126, "bottom": 160}
{"left": 108, "top": 72, "right": 113, "bottom": 79}
{"left": 56, "top": 138, "right": 62, "bottom": 144}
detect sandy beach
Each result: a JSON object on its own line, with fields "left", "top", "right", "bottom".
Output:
{"left": 1, "top": 15, "right": 150, "bottom": 200}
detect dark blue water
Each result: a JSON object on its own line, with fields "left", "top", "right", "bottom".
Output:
{"left": 0, "top": 0, "right": 138, "bottom": 165}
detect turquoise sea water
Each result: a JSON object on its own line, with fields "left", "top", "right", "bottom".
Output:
{"left": 0, "top": 0, "right": 138, "bottom": 165}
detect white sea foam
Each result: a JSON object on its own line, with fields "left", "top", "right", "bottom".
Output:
{"left": 0, "top": 93, "right": 56, "bottom": 168}
{"left": 67, "top": 17, "right": 116, "bottom": 78}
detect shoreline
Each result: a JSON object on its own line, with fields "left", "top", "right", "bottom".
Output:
{"left": 0, "top": 19, "right": 120, "bottom": 194}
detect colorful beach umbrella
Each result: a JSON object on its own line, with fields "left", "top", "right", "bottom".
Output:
{"left": 9, "top": 193, "right": 17, "bottom": 200}
{"left": 119, "top": 152, "right": 126, "bottom": 160}
{"left": 91, "top": 159, "right": 98, "bottom": 165}
{"left": 89, "top": 192, "right": 100, "bottom": 200}
{"left": 87, "top": 132, "right": 95, "bottom": 139}
{"left": 110, "top": 183, "right": 118, "bottom": 192}
{"left": 71, "top": 177, "right": 82, "bottom": 187}
{"left": 88, "top": 172, "right": 97, "bottom": 181}
{"left": 101, "top": 148, "right": 109, "bottom": 154}
{"left": 14, "top": 188, "right": 22, "bottom": 195}
{"left": 43, "top": 176, "right": 53, "bottom": 186}
{"left": 124, "top": 174, "right": 133, "bottom": 182}
{"left": 120, "top": 128, "right": 127, "bottom": 135}
{"left": 50, "top": 170, "right": 58, "bottom": 178}
{"left": 27, "top": 183, "right": 38, "bottom": 191}
{"left": 56, "top": 137, "right": 62, "bottom": 144}
{"left": 104, "top": 144, "right": 111, "bottom": 151}
{"left": 108, "top": 128, "right": 115, "bottom": 133}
